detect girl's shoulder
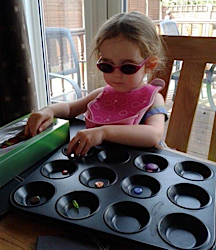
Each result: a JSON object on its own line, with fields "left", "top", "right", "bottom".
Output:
{"left": 76, "top": 87, "right": 104, "bottom": 108}
{"left": 86, "top": 87, "right": 104, "bottom": 101}
{"left": 149, "top": 78, "right": 165, "bottom": 88}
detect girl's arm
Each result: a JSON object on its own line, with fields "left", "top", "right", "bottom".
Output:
{"left": 68, "top": 93, "right": 166, "bottom": 155}
{"left": 48, "top": 87, "right": 103, "bottom": 119}
{"left": 25, "top": 87, "right": 103, "bottom": 137}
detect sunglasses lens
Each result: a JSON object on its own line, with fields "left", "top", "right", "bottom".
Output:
{"left": 121, "top": 65, "right": 138, "bottom": 74}
{"left": 97, "top": 63, "right": 113, "bottom": 73}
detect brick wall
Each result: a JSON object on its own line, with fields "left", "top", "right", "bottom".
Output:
{"left": 127, "top": 0, "right": 160, "bottom": 20}
{"left": 42, "top": 0, "right": 216, "bottom": 30}
{"left": 42, "top": 0, "right": 83, "bottom": 29}
{"left": 43, "top": 0, "right": 162, "bottom": 29}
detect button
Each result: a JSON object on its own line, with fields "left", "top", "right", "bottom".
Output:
{"left": 72, "top": 200, "right": 79, "bottom": 209}
{"left": 29, "top": 195, "right": 40, "bottom": 205}
{"left": 95, "top": 181, "right": 104, "bottom": 188}
{"left": 133, "top": 187, "right": 143, "bottom": 194}
{"left": 145, "top": 163, "right": 159, "bottom": 172}
{"left": 62, "top": 170, "right": 69, "bottom": 175}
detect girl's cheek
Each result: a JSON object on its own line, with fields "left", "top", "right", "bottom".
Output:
{"left": 103, "top": 74, "right": 112, "bottom": 84}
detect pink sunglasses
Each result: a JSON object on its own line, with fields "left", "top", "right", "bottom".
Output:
{"left": 96, "top": 57, "right": 149, "bottom": 75}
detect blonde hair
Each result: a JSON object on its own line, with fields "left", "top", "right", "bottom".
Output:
{"left": 92, "top": 12, "right": 166, "bottom": 76}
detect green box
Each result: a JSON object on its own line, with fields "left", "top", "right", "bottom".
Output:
{"left": 0, "top": 114, "right": 69, "bottom": 188}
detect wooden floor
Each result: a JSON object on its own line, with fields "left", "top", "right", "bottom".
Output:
{"left": 163, "top": 80, "right": 216, "bottom": 160}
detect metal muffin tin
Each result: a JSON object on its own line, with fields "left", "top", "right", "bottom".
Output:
{"left": 10, "top": 123, "right": 216, "bottom": 249}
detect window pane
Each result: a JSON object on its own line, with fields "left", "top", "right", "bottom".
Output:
{"left": 42, "top": 0, "right": 86, "bottom": 103}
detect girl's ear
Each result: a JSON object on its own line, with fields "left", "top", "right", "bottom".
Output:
{"left": 145, "top": 56, "right": 158, "bottom": 73}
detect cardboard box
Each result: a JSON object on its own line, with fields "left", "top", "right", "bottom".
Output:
{"left": 0, "top": 114, "right": 69, "bottom": 188}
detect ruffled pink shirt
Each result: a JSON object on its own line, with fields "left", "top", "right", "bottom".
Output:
{"left": 85, "top": 78, "right": 165, "bottom": 128}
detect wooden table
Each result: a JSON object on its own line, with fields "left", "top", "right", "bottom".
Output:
{"left": 0, "top": 209, "right": 145, "bottom": 250}
{"left": 0, "top": 211, "right": 66, "bottom": 250}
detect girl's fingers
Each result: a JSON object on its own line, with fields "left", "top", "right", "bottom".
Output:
{"left": 67, "top": 137, "right": 80, "bottom": 155}
{"left": 25, "top": 121, "right": 38, "bottom": 137}
{"left": 75, "top": 141, "right": 87, "bottom": 156}
{"left": 29, "top": 119, "right": 42, "bottom": 136}
{"left": 38, "top": 118, "right": 53, "bottom": 133}
{"left": 67, "top": 137, "right": 91, "bottom": 156}
{"left": 25, "top": 116, "right": 52, "bottom": 137}
{"left": 80, "top": 140, "right": 91, "bottom": 156}
{"left": 24, "top": 124, "right": 30, "bottom": 137}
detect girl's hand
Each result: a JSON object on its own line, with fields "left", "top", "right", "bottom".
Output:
{"left": 67, "top": 127, "right": 105, "bottom": 156}
{"left": 24, "top": 109, "right": 54, "bottom": 137}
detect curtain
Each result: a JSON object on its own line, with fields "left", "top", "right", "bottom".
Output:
{"left": 0, "top": 0, "right": 37, "bottom": 127}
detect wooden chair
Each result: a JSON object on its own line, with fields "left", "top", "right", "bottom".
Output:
{"left": 154, "top": 36, "right": 216, "bottom": 162}
{"left": 160, "top": 20, "right": 181, "bottom": 101}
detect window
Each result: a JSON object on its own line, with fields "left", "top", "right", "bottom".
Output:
{"left": 23, "top": 0, "right": 123, "bottom": 108}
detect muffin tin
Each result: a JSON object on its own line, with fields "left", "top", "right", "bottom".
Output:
{"left": 10, "top": 136, "right": 216, "bottom": 249}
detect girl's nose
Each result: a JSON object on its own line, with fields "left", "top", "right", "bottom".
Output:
{"left": 112, "top": 67, "right": 123, "bottom": 76}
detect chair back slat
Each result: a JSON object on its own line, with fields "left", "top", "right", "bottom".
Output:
{"left": 154, "top": 36, "right": 216, "bottom": 161}
{"left": 157, "top": 59, "right": 173, "bottom": 98}
{"left": 208, "top": 116, "right": 216, "bottom": 161}
{"left": 163, "top": 36, "right": 216, "bottom": 62}
{"left": 166, "top": 62, "right": 205, "bottom": 152}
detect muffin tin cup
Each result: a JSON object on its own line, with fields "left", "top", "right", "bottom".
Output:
{"left": 62, "top": 144, "right": 95, "bottom": 158}
{"left": 104, "top": 201, "right": 150, "bottom": 234}
{"left": 174, "top": 161, "right": 213, "bottom": 181}
{"left": 56, "top": 191, "right": 100, "bottom": 220}
{"left": 121, "top": 175, "right": 160, "bottom": 198}
{"left": 79, "top": 166, "right": 117, "bottom": 188}
{"left": 41, "top": 160, "right": 78, "bottom": 179}
{"left": 13, "top": 181, "right": 55, "bottom": 207}
{"left": 167, "top": 183, "right": 212, "bottom": 209}
{"left": 98, "top": 148, "right": 130, "bottom": 164}
{"left": 134, "top": 154, "right": 168, "bottom": 172}
{"left": 158, "top": 213, "right": 210, "bottom": 249}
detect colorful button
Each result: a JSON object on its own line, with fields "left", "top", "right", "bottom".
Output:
{"left": 72, "top": 200, "right": 79, "bottom": 209}
{"left": 62, "top": 170, "right": 69, "bottom": 175}
{"left": 146, "top": 169, "right": 154, "bottom": 173}
{"left": 133, "top": 187, "right": 143, "bottom": 194}
{"left": 95, "top": 181, "right": 104, "bottom": 188}
{"left": 145, "top": 163, "right": 159, "bottom": 172}
{"left": 29, "top": 195, "right": 40, "bottom": 205}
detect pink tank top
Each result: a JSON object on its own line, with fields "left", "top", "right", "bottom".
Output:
{"left": 85, "top": 78, "right": 165, "bottom": 128}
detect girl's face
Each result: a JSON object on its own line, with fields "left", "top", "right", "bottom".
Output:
{"left": 98, "top": 35, "right": 147, "bottom": 92}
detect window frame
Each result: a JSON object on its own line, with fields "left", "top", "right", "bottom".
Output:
{"left": 22, "top": 0, "right": 49, "bottom": 109}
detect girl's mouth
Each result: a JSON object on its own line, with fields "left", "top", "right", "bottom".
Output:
{"left": 113, "top": 82, "right": 123, "bottom": 85}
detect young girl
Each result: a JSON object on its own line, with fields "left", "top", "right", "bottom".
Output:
{"left": 25, "top": 11, "right": 167, "bottom": 156}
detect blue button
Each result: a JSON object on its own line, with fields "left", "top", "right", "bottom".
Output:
{"left": 133, "top": 187, "right": 143, "bottom": 194}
